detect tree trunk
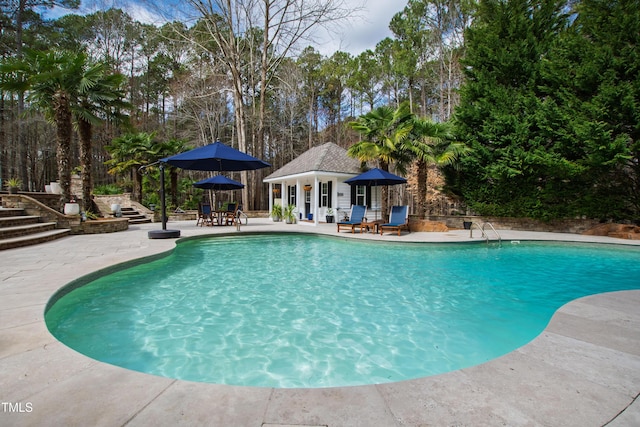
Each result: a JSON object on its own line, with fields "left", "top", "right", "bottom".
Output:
{"left": 380, "top": 160, "right": 390, "bottom": 222}
{"left": 54, "top": 93, "right": 73, "bottom": 210}
{"left": 78, "top": 118, "right": 93, "bottom": 212}
{"left": 233, "top": 95, "right": 249, "bottom": 210}
{"left": 133, "top": 166, "right": 143, "bottom": 203}
{"left": 416, "top": 159, "right": 427, "bottom": 218}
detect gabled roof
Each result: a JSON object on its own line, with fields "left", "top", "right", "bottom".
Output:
{"left": 264, "top": 142, "right": 362, "bottom": 180}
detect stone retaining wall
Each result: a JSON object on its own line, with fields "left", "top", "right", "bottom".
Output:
{"left": 2, "top": 194, "right": 81, "bottom": 231}
{"left": 425, "top": 215, "right": 600, "bottom": 234}
{"left": 409, "top": 218, "right": 449, "bottom": 232}
{"left": 92, "top": 194, "right": 153, "bottom": 217}
{"left": 7, "top": 192, "right": 62, "bottom": 211}
{"left": 2, "top": 194, "right": 128, "bottom": 234}
{"left": 78, "top": 218, "right": 129, "bottom": 234}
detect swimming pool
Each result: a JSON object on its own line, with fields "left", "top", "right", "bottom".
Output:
{"left": 45, "top": 234, "right": 640, "bottom": 388}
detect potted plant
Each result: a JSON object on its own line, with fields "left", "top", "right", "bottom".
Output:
{"left": 5, "top": 177, "right": 21, "bottom": 194}
{"left": 284, "top": 204, "right": 296, "bottom": 224}
{"left": 325, "top": 208, "right": 335, "bottom": 223}
{"left": 271, "top": 204, "right": 282, "bottom": 222}
{"left": 64, "top": 196, "right": 81, "bottom": 216}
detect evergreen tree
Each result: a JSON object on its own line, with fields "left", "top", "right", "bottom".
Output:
{"left": 453, "top": 0, "right": 640, "bottom": 220}
{"left": 546, "top": 0, "right": 640, "bottom": 219}
{"left": 453, "top": 0, "right": 586, "bottom": 220}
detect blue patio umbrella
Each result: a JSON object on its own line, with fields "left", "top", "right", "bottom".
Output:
{"left": 344, "top": 167, "right": 407, "bottom": 186}
{"left": 149, "top": 141, "right": 270, "bottom": 239}
{"left": 193, "top": 175, "right": 245, "bottom": 209}
{"left": 193, "top": 175, "right": 245, "bottom": 190}
{"left": 161, "top": 141, "right": 271, "bottom": 171}
{"left": 345, "top": 168, "right": 407, "bottom": 220}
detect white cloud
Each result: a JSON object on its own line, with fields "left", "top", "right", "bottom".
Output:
{"left": 312, "top": 0, "right": 406, "bottom": 56}
{"left": 43, "top": 0, "right": 165, "bottom": 24}
{"left": 124, "top": 2, "right": 166, "bottom": 25}
{"left": 47, "top": 0, "right": 405, "bottom": 57}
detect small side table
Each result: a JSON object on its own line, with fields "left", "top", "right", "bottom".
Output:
{"left": 361, "top": 219, "right": 383, "bottom": 234}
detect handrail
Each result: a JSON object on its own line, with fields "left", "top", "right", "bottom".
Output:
{"left": 469, "top": 221, "right": 487, "bottom": 242}
{"left": 235, "top": 209, "right": 248, "bottom": 225}
{"left": 469, "top": 221, "right": 502, "bottom": 244}
{"left": 482, "top": 222, "right": 502, "bottom": 244}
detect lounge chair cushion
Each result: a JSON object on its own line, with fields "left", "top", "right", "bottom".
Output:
{"left": 379, "top": 206, "right": 409, "bottom": 236}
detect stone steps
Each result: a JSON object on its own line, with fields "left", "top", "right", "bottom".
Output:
{"left": 0, "top": 221, "right": 58, "bottom": 240}
{"left": 0, "top": 228, "right": 71, "bottom": 251}
{"left": 0, "top": 207, "right": 25, "bottom": 218}
{"left": 0, "top": 207, "right": 71, "bottom": 251}
{"left": 120, "top": 207, "right": 152, "bottom": 224}
{"left": 0, "top": 215, "right": 40, "bottom": 227}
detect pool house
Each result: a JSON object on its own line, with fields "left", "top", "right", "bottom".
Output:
{"left": 263, "top": 142, "right": 378, "bottom": 225}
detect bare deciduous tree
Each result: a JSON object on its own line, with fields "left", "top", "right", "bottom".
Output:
{"left": 177, "top": 0, "right": 356, "bottom": 209}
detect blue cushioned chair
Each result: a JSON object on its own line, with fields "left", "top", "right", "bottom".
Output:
{"left": 197, "top": 203, "right": 213, "bottom": 226}
{"left": 336, "top": 205, "right": 367, "bottom": 233}
{"left": 379, "top": 205, "right": 409, "bottom": 236}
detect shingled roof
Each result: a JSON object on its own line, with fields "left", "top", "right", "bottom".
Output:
{"left": 264, "top": 142, "right": 361, "bottom": 180}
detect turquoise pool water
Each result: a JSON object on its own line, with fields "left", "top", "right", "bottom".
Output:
{"left": 45, "top": 234, "right": 640, "bottom": 388}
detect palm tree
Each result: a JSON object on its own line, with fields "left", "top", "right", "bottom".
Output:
{"left": 347, "top": 102, "right": 414, "bottom": 220}
{"left": 408, "top": 118, "right": 471, "bottom": 217}
{"left": 73, "top": 58, "right": 129, "bottom": 212}
{"left": 0, "top": 49, "right": 129, "bottom": 211}
{"left": 0, "top": 49, "right": 80, "bottom": 208}
{"left": 105, "top": 132, "right": 160, "bottom": 203}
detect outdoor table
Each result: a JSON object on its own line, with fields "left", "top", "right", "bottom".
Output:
{"left": 213, "top": 210, "right": 227, "bottom": 225}
{"left": 361, "top": 219, "right": 384, "bottom": 234}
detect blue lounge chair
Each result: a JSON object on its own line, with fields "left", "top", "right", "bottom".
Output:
{"left": 379, "top": 205, "right": 409, "bottom": 236}
{"left": 336, "top": 205, "right": 367, "bottom": 233}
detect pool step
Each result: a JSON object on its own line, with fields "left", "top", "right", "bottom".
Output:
{"left": 0, "top": 207, "right": 71, "bottom": 251}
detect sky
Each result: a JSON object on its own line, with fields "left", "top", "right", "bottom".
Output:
{"left": 47, "top": 0, "right": 407, "bottom": 57}
{"left": 312, "top": 1, "right": 407, "bottom": 56}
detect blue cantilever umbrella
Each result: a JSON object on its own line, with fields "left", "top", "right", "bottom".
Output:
{"left": 161, "top": 141, "right": 271, "bottom": 171}
{"left": 149, "top": 141, "right": 270, "bottom": 239}
{"left": 345, "top": 168, "right": 407, "bottom": 220}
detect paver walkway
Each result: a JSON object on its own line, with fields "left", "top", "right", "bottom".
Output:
{"left": 1, "top": 219, "right": 639, "bottom": 426}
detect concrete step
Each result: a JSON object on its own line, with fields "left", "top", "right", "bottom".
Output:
{"left": 128, "top": 218, "right": 152, "bottom": 224}
{"left": 0, "top": 207, "right": 26, "bottom": 218}
{"left": 121, "top": 212, "right": 146, "bottom": 219}
{"left": 0, "top": 222, "right": 57, "bottom": 240}
{"left": 120, "top": 207, "right": 151, "bottom": 224}
{"left": 0, "top": 228, "right": 71, "bottom": 251}
{"left": 0, "top": 215, "right": 40, "bottom": 228}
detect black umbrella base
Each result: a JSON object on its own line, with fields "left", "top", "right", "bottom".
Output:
{"left": 148, "top": 229, "right": 181, "bottom": 239}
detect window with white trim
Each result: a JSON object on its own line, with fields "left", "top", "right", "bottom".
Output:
{"left": 321, "top": 182, "right": 329, "bottom": 207}
{"left": 355, "top": 185, "right": 366, "bottom": 205}
{"left": 288, "top": 185, "right": 296, "bottom": 206}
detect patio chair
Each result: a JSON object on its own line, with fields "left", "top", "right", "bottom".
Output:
{"left": 336, "top": 205, "right": 367, "bottom": 233}
{"left": 379, "top": 205, "right": 409, "bottom": 236}
{"left": 225, "top": 203, "right": 238, "bottom": 225}
{"left": 196, "top": 203, "right": 213, "bottom": 226}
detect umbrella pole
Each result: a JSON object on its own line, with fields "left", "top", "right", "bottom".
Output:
{"left": 148, "top": 163, "right": 180, "bottom": 239}
{"left": 161, "top": 164, "right": 167, "bottom": 230}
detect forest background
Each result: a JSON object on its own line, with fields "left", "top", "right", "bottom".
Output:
{"left": 0, "top": 0, "right": 638, "bottom": 221}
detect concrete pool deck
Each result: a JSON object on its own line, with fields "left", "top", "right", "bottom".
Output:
{"left": 1, "top": 219, "right": 639, "bottom": 426}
